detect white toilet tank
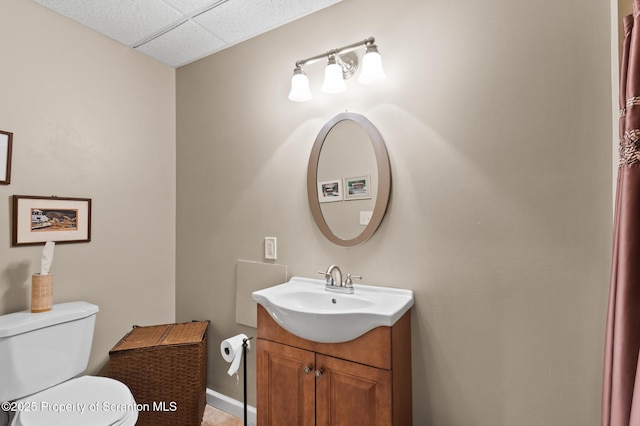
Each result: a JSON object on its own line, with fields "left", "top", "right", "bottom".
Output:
{"left": 0, "top": 301, "right": 99, "bottom": 402}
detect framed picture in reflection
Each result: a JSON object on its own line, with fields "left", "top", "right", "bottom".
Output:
{"left": 344, "top": 175, "right": 371, "bottom": 200}
{"left": 318, "top": 179, "right": 343, "bottom": 203}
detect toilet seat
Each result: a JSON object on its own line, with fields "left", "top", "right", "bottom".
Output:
{"left": 11, "top": 376, "right": 138, "bottom": 426}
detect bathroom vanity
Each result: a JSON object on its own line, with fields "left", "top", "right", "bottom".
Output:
{"left": 256, "top": 305, "right": 412, "bottom": 425}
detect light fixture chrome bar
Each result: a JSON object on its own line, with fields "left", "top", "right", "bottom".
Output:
{"left": 294, "top": 37, "right": 375, "bottom": 68}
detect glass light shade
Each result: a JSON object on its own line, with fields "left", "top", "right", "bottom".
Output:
{"left": 322, "top": 62, "right": 347, "bottom": 94}
{"left": 288, "top": 70, "right": 312, "bottom": 102}
{"left": 358, "top": 48, "right": 386, "bottom": 85}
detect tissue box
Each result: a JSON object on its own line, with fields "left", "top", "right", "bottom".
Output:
{"left": 108, "top": 321, "right": 209, "bottom": 426}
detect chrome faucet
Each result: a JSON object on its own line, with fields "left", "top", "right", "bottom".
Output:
{"left": 325, "top": 264, "right": 342, "bottom": 288}
{"left": 319, "top": 265, "right": 357, "bottom": 294}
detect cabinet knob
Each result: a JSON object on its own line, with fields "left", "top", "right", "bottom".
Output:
{"left": 315, "top": 369, "right": 324, "bottom": 377}
{"left": 304, "top": 366, "right": 313, "bottom": 375}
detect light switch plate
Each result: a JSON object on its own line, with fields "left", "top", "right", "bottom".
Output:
{"left": 360, "top": 211, "right": 373, "bottom": 226}
{"left": 265, "top": 237, "right": 277, "bottom": 260}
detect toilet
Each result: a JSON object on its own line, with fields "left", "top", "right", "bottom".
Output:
{"left": 0, "top": 301, "right": 138, "bottom": 426}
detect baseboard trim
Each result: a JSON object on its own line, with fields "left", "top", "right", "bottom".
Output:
{"left": 206, "top": 388, "right": 257, "bottom": 426}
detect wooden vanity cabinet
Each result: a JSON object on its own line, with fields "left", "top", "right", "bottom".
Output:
{"left": 256, "top": 305, "right": 412, "bottom": 426}
{"left": 257, "top": 339, "right": 315, "bottom": 426}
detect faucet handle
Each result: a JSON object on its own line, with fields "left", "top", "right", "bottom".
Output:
{"left": 344, "top": 274, "right": 362, "bottom": 288}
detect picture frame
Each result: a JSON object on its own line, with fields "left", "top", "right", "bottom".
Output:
{"left": 11, "top": 195, "right": 92, "bottom": 246}
{"left": 317, "top": 179, "right": 343, "bottom": 203}
{"left": 344, "top": 175, "right": 371, "bottom": 200}
{"left": 0, "top": 130, "right": 13, "bottom": 185}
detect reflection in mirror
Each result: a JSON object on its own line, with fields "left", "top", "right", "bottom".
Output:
{"left": 307, "top": 112, "right": 391, "bottom": 247}
{"left": 318, "top": 120, "right": 377, "bottom": 240}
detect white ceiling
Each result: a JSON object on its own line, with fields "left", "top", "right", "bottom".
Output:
{"left": 33, "top": 0, "right": 343, "bottom": 68}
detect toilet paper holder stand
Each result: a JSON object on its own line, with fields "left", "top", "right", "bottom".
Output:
{"left": 242, "top": 337, "right": 252, "bottom": 426}
{"left": 223, "top": 336, "right": 253, "bottom": 426}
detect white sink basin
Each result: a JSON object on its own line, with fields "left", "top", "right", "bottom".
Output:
{"left": 252, "top": 276, "right": 414, "bottom": 343}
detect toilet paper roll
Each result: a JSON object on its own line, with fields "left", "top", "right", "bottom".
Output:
{"left": 220, "top": 334, "right": 250, "bottom": 376}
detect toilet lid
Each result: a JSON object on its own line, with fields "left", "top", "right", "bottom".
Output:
{"left": 13, "top": 376, "right": 137, "bottom": 426}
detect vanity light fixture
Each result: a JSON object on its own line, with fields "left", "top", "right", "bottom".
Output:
{"left": 322, "top": 53, "right": 347, "bottom": 94}
{"left": 288, "top": 37, "right": 386, "bottom": 102}
{"left": 288, "top": 66, "right": 312, "bottom": 102}
{"left": 358, "top": 43, "right": 386, "bottom": 84}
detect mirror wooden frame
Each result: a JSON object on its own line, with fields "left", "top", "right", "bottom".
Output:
{"left": 307, "top": 112, "right": 391, "bottom": 247}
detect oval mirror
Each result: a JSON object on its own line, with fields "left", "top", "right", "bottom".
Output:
{"left": 307, "top": 112, "right": 391, "bottom": 247}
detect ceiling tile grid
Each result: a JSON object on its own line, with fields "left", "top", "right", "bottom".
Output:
{"left": 33, "top": 0, "right": 183, "bottom": 46}
{"left": 32, "top": 0, "right": 344, "bottom": 68}
{"left": 135, "top": 20, "right": 226, "bottom": 66}
{"left": 194, "top": 0, "right": 310, "bottom": 44}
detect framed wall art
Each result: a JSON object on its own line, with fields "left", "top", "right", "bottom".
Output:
{"left": 12, "top": 195, "right": 92, "bottom": 246}
{"left": 344, "top": 175, "right": 371, "bottom": 200}
{"left": 317, "top": 179, "right": 343, "bottom": 203}
{"left": 0, "top": 130, "right": 13, "bottom": 185}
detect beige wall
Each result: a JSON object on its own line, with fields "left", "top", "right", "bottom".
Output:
{"left": 177, "top": 0, "right": 613, "bottom": 424}
{"left": 0, "top": 0, "right": 176, "bottom": 373}
{"left": 0, "top": 0, "right": 611, "bottom": 423}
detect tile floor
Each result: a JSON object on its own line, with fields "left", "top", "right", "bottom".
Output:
{"left": 201, "top": 405, "right": 243, "bottom": 426}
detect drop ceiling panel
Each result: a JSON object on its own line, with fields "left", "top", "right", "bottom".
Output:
{"left": 297, "top": 0, "right": 343, "bottom": 10}
{"left": 31, "top": 0, "right": 345, "bottom": 67}
{"left": 161, "top": 0, "right": 217, "bottom": 14}
{"left": 33, "top": 0, "right": 183, "bottom": 46}
{"left": 135, "top": 20, "right": 226, "bottom": 67}
{"left": 194, "top": 0, "right": 309, "bottom": 43}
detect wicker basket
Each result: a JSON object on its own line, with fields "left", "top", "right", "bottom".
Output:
{"left": 31, "top": 273, "right": 53, "bottom": 313}
{"left": 108, "top": 321, "right": 209, "bottom": 426}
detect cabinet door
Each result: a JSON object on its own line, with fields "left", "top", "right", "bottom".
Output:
{"left": 315, "top": 354, "right": 392, "bottom": 426}
{"left": 257, "top": 339, "right": 316, "bottom": 426}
